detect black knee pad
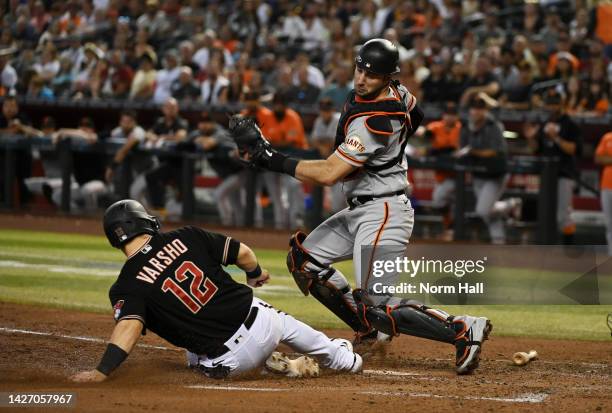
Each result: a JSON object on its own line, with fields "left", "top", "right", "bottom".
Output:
{"left": 287, "top": 231, "right": 367, "bottom": 333}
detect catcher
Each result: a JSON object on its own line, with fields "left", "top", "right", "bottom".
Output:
{"left": 229, "top": 39, "right": 492, "bottom": 374}
{"left": 70, "top": 200, "right": 361, "bottom": 383}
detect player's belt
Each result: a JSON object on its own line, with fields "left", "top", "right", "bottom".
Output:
{"left": 207, "top": 306, "right": 259, "bottom": 358}
{"left": 347, "top": 190, "right": 406, "bottom": 209}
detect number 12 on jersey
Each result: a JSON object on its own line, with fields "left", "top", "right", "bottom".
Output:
{"left": 161, "top": 261, "right": 218, "bottom": 313}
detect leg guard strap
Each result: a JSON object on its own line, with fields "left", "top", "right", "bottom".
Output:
{"left": 354, "top": 291, "right": 458, "bottom": 344}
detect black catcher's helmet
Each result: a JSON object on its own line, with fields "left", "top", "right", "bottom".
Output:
{"left": 103, "top": 199, "right": 160, "bottom": 248}
{"left": 355, "top": 38, "right": 400, "bottom": 75}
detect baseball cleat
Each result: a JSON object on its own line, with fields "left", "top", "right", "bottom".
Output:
{"left": 453, "top": 316, "right": 493, "bottom": 375}
{"left": 352, "top": 330, "right": 391, "bottom": 358}
{"left": 265, "top": 352, "right": 320, "bottom": 378}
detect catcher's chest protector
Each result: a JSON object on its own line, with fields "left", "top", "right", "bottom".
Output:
{"left": 334, "top": 80, "right": 409, "bottom": 172}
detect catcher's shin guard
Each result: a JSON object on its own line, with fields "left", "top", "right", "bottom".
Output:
{"left": 353, "top": 289, "right": 458, "bottom": 344}
{"left": 287, "top": 232, "right": 367, "bottom": 333}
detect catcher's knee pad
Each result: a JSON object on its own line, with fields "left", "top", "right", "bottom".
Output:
{"left": 354, "top": 291, "right": 458, "bottom": 344}
{"left": 287, "top": 232, "right": 366, "bottom": 333}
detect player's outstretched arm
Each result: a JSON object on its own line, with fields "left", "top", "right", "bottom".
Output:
{"left": 227, "top": 114, "right": 356, "bottom": 186}
{"left": 236, "top": 243, "right": 270, "bottom": 288}
{"left": 70, "top": 319, "right": 143, "bottom": 383}
{"left": 294, "top": 154, "right": 357, "bottom": 186}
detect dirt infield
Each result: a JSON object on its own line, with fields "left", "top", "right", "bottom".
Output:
{"left": 0, "top": 302, "right": 610, "bottom": 413}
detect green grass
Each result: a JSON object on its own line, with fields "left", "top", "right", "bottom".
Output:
{"left": 1, "top": 229, "right": 611, "bottom": 341}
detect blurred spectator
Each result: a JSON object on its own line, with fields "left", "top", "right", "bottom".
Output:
{"left": 136, "top": 0, "right": 170, "bottom": 41}
{"left": 595, "top": 131, "right": 612, "bottom": 255}
{"left": 474, "top": 8, "right": 505, "bottom": 46}
{"left": 539, "top": 9, "right": 565, "bottom": 53}
{"left": 46, "top": 117, "right": 108, "bottom": 213}
{"left": 383, "top": 28, "right": 410, "bottom": 62}
{"left": 287, "top": 66, "right": 320, "bottom": 105}
{"left": 524, "top": 105, "right": 582, "bottom": 243}
{"left": 72, "top": 43, "right": 103, "bottom": 93}
{"left": 225, "top": 69, "right": 245, "bottom": 103}
{"left": 459, "top": 96, "right": 513, "bottom": 244}
{"left": 130, "top": 51, "right": 157, "bottom": 100}
{"left": 192, "top": 31, "right": 234, "bottom": 72}
{"left": 494, "top": 48, "right": 520, "bottom": 97}
{"left": 420, "top": 102, "right": 461, "bottom": 217}
{"left": 171, "top": 66, "right": 200, "bottom": 102}
{"left": 300, "top": 5, "right": 330, "bottom": 52}
{"left": 446, "top": 60, "right": 468, "bottom": 103}
{"left": 200, "top": 57, "right": 229, "bottom": 105}
{"left": 580, "top": 80, "right": 609, "bottom": 115}
{"left": 421, "top": 56, "right": 448, "bottom": 104}
{"left": 498, "top": 61, "right": 534, "bottom": 110}
{"left": 144, "top": 97, "right": 188, "bottom": 210}
{"left": 227, "top": 1, "right": 259, "bottom": 43}
{"left": 190, "top": 111, "right": 244, "bottom": 226}
{"left": 243, "top": 90, "right": 307, "bottom": 229}
{"left": 460, "top": 56, "right": 500, "bottom": 106}
{"left": 51, "top": 57, "right": 75, "bottom": 97}
{"left": 310, "top": 97, "right": 344, "bottom": 213}
{"left": 0, "top": 49, "right": 17, "bottom": 95}
{"left": 512, "top": 35, "right": 539, "bottom": 78}
{"left": 593, "top": 1, "right": 612, "bottom": 59}
{"left": 178, "top": 40, "right": 198, "bottom": 73}
{"left": 564, "top": 75, "right": 583, "bottom": 114}
{"left": 32, "top": 45, "right": 60, "bottom": 83}
{"left": 0, "top": 96, "right": 40, "bottom": 204}
{"left": 29, "top": 1, "right": 52, "bottom": 35}
{"left": 134, "top": 28, "right": 153, "bottom": 60}
{"left": 320, "top": 63, "right": 352, "bottom": 110}
{"left": 293, "top": 53, "right": 325, "bottom": 89}
{"left": 101, "top": 50, "right": 134, "bottom": 99}
{"left": 522, "top": 2, "right": 543, "bottom": 36}
{"left": 106, "top": 110, "right": 153, "bottom": 205}
{"left": 23, "top": 116, "right": 60, "bottom": 200}
{"left": 26, "top": 73, "right": 54, "bottom": 99}
{"left": 153, "top": 50, "right": 181, "bottom": 104}
{"left": 178, "top": 0, "right": 207, "bottom": 35}
{"left": 547, "top": 32, "right": 579, "bottom": 77}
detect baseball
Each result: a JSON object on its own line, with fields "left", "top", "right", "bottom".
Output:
{"left": 512, "top": 350, "right": 538, "bottom": 366}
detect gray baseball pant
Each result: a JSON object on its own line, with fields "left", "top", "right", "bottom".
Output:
{"left": 302, "top": 193, "right": 415, "bottom": 308}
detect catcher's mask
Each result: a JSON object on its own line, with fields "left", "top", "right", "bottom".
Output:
{"left": 103, "top": 199, "right": 160, "bottom": 248}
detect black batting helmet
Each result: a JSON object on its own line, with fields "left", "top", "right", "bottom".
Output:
{"left": 103, "top": 199, "right": 160, "bottom": 248}
{"left": 355, "top": 38, "right": 400, "bottom": 75}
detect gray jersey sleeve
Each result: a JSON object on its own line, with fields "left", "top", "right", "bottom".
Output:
{"left": 334, "top": 117, "right": 385, "bottom": 167}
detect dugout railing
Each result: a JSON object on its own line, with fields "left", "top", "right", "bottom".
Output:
{"left": 1, "top": 134, "right": 561, "bottom": 243}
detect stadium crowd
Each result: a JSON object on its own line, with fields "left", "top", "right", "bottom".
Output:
{"left": 0, "top": 0, "right": 611, "bottom": 246}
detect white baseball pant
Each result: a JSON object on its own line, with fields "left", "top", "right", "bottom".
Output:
{"left": 188, "top": 297, "right": 358, "bottom": 376}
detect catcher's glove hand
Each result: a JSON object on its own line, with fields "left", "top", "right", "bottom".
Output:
{"left": 228, "top": 114, "right": 277, "bottom": 169}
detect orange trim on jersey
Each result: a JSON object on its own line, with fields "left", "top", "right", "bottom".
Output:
{"left": 364, "top": 202, "right": 390, "bottom": 289}
{"left": 344, "top": 111, "right": 408, "bottom": 136}
{"left": 336, "top": 147, "right": 366, "bottom": 165}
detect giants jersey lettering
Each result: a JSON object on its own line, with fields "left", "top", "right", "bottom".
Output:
{"left": 108, "top": 226, "right": 252, "bottom": 355}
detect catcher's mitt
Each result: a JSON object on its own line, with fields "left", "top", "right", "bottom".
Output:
{"left": 228, "top": 114, "right": 275, "bottom": 168}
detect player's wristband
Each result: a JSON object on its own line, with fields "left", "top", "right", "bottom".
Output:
{"left": 268, "top": 152, "right": 299, "bottom": 177}
{"left": 96, "top": 343, "right": 128, "bottom": 376}
{"left": 246, "top": 264, "right": 262, "bottom": 279}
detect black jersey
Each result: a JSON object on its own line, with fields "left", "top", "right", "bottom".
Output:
{"left": 108, "top": 226, "right": 253, "bottom": 355}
